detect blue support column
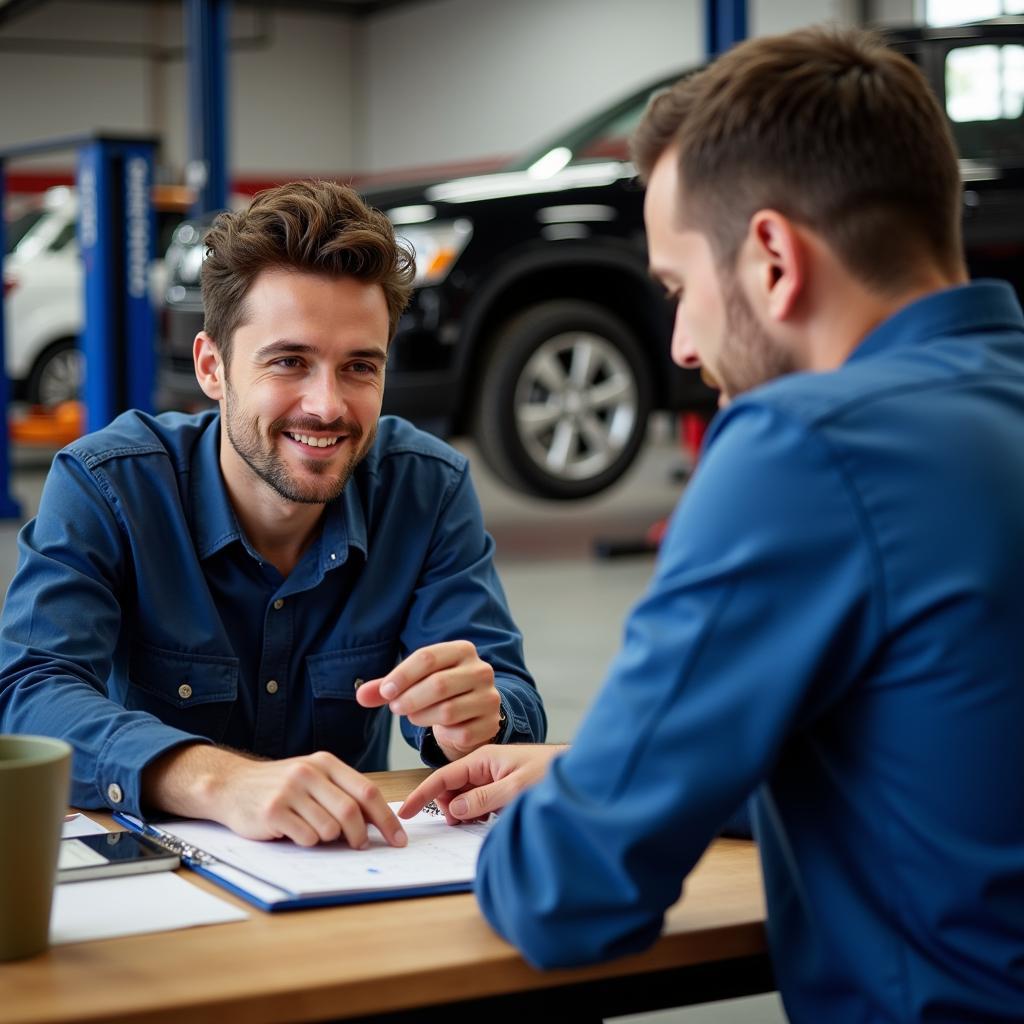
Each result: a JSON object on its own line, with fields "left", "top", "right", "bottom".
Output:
{"left": 120, "top": 144, "right": 157, "bottom": 413}
{"left": 706, "top": 0, "right": 748, "bottom": 58}
{"left": 186, "top": 0, "right": 230, "bottom": 216}
{"left": 78, "top": 138, "right": 157, "bottom": 434}
{"left": 0, "top": 165, "right": 24, "bottom": 518}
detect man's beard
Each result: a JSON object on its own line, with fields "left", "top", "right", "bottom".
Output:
{"left": 711, "top": 271, "right": 796, "bottom": 401}
{"left": 223, "top": 382, "right": 375, "bottom": 505}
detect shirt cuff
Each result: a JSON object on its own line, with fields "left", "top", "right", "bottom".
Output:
{"left": 95, "top": 718, "right": 214, "bottom": 819}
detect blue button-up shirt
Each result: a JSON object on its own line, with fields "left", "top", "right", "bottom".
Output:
{"left": 476, "top": 281, "right": 1024, "bottom": 1021}
{"left": 0, "top": 412, "right": 545, "bottom": 817}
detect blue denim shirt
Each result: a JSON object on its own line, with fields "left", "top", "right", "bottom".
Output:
{"left": 476, "top": 282, "right": 1024, "bottom": 1020}
{"left": 0, "top": 411, "right": 545, "bottom": 817}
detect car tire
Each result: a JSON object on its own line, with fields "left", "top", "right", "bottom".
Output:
{"left": 474, "top": 300, "right": 653, "bottom": 500}
{"left": 26, "top": 338, "right": 83, "bottom": 408}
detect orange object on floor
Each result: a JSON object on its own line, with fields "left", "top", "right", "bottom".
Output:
{"left": 9, "top": 401, "right": 84, "bottom": 447}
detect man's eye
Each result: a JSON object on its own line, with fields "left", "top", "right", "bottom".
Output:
{"left": 350, "top": 362, "right": 378, "bottom": 375}
{"left": 273, "top": 357, "right": 303, "bottom": 369}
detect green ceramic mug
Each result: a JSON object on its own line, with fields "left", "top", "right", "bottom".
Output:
{"left": 0, "top": 735, "right": 72, "bottom": 961}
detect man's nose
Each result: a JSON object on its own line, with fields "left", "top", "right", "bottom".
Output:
{"left": 301, "top": 369, "right": 346, "bottom": 421}
{"left": 671, "top": 307, "right": 700, "bottom": 370}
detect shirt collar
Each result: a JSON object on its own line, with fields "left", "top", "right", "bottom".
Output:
{"left": 190, "top": 413, "right": 369, "bottom": 566}
{"left": 846, "top": 280, "right": 1024, "bottom": 367}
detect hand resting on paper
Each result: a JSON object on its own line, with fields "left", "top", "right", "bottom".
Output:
{"left": 355, "top": 640, "right": 502, "bottom": 762}
{"left": 142, "top": 744, "right": 407, "bottom": 849}
{"left": 399, "top": 744, "right": 567, "bottom": 825}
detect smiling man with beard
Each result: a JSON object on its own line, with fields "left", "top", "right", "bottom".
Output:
{"left": 0, "top": 181, "right": 545, "bottom": 848}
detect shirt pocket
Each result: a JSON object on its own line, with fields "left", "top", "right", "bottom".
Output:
{"left": 306, "top": 639, "right": 398, "bottom": 768}
{"left": 126, "top": 641, "right": 239, "bottom": 742}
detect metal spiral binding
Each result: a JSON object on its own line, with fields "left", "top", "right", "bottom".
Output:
{"left": 145, "top": 830, "right": 217, "bottom": 865}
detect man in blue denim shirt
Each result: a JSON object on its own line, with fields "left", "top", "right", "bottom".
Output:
{"left": 402, "top": 28, "right": 1024, "bottom": 1020}
{"left": 0, "top": 181, "right": 545, "bottom": 849}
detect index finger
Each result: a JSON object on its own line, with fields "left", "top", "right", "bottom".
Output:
{"left": 322, "top": 756, "right": 407, "bottom": 847}
{"left": 374, "top": 642, "right": 466, "bottom": 701}
{"left": 399, "top": 760, "right": 474, "bottom": 819}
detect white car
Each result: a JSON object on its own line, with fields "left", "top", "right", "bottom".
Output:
{"left": 3, "top": 185, "right": 189, "bottom": 407}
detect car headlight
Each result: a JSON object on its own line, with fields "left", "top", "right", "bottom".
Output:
{"left": 394, "top": 219, "right": 472, "bottom": 287}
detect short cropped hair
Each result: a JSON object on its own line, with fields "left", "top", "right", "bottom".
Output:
{"left": 201, "top": 180, "right": 415, "bottom": 363}
{"left": 631, "top": 26, "right": 964, "bottom": 291}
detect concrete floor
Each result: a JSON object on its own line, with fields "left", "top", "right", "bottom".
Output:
{"left": 0, "top": 417, "right": 787, "bottom": 1024}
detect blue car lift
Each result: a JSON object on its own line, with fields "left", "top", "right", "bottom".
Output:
{"left": 0, "top": 133, "right": 158, "bottom": 519}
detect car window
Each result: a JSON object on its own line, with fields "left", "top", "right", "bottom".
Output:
{"left": 156, "top": 210, "right": 187, "bottom": 257}
{"left": 5, "top": 208, "right": 45, "bottom": 254}
{"left": 48, "top": 221, "right": 77, "bottom": 252}
{"left": 945, "top": 43, "right": 1024, "bottom": 162}
{"left": 575, "top": 98, "right": 654, "bottom": 163}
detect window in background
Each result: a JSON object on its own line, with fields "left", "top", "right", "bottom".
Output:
{"left": 926, "top": 0, "right": 1024, "bottom": 24}
{"left": 945, "top": 44, "right": 1024, "bottom": 160}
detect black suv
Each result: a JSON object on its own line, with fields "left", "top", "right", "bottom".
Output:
{"left": 159, "top": 17, "right": 1024, "bottom": 499}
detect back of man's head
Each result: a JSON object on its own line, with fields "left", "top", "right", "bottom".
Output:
{"left": 631, "top": 26, "right": 965, "bottom": 294}
{"left": 201, "top": 180, "right": 415, "bottom": 366}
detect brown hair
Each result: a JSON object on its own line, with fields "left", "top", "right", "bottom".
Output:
{"left": 631, "top": 26, "right": 965, "bottom": 291}
{"left": 201, "top": 180, "right": 415, "bottom": 362}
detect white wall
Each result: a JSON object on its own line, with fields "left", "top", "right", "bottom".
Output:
{"left": 0, "top": 0, "right": 877, "bottom": 184}
{"left": 0, "top": 2, "right": 357, "bottom": 182}
{"left": 751, "top": 0, "right": 858, "bottom": 35}
{"left": 359, "top": 0, "right": 703, "bottom": 171}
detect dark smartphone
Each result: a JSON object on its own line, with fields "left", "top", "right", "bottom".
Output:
{"left": 57, "top": 831, "right": 180, "bottom": 883}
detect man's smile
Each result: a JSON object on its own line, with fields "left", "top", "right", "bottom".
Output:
{"left": 284, "top": 431, "right": 342, "bottom": 449}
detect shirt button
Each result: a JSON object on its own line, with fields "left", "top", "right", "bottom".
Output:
{"left": 273, "top": 599, "right": 285, "bottom": 610}
{"left": 266, "top": 679, "right": 279, "bottom": 695}
{"left": 178, "top": 683, "right": 192, "bottom": 700}
{"left": 107, "top": 783, "right": 123, "bottom": 804}
{"left": 329, "top": 553, "right": 337, "bottom": 561}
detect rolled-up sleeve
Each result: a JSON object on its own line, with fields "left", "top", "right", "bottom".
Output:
{"left": 0, "top": 451, "right": 206, "bottom": 816}
{"left": 474, "top": 402, "right": 883, "bottom": 968}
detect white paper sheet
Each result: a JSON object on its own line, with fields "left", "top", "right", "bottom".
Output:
{"left": 154, "top": 803, "right": 495, "bottom": 897}
{"left": 50, "top": 871, "right": 248, "bottom": 945}
{"left": 61, "top": 813, "right": 109, "bottom": 838}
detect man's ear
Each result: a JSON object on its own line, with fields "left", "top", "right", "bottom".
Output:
{"left": 194, "top": 331, "right": 225, "bottom": 401}
{"left": 740, "top": 210, "right": 805, "bottom": 323}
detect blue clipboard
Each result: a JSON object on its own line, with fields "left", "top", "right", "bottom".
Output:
{"left": 113, "top": 811, "right": 481, "bottom": 912}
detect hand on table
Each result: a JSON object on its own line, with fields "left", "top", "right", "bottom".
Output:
{"left": 355, "top": 640, "right": 502, "bottom": 762}
{"left": 143, "top": 744, "right": 407, "bottom": 849}
{"left": 399, "top": 743, "right": 566, "bottom": 825}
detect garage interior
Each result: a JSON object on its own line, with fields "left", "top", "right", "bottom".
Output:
{"left": 2, "top": 0, "right": 1021, "bottom": 1021}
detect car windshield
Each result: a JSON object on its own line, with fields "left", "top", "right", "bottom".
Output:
{"left": 506, "top": 70, "right": 685, "bottom": 174}
{"left": 4, "top": 207, "right": 46, "bottom": 254}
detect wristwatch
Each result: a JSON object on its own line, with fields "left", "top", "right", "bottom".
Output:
{"left": 491, "top": 701, "right": 508, "bottom": 744}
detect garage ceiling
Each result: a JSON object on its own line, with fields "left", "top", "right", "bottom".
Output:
{"left": 0, "top": 0, "right": 440, "bottom": 31}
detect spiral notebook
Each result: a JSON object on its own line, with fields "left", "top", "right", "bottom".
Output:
{"left": 114, "top": 803, "right": 495, "bottom": 912}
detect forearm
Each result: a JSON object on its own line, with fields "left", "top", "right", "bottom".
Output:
{"left": 141, "top": 742, "right": 251, "bottom": 819}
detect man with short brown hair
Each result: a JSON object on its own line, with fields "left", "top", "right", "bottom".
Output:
{"left": 402, "top": 27, "right": 1024, "bottom": 1019}
{"left": 0, "top": 180, "right": 546, "bottom": 848}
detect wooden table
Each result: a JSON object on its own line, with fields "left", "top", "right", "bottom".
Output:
{"left": 4, "top": 769, "right": 771, "bottom": 1023}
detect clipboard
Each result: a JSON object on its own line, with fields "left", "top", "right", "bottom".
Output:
{"left": 114, "top": 803, "right": 494, "bottom": 912}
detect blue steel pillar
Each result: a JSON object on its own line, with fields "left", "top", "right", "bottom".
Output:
{"left": 77, "top": 138, "right": 157, "bottom": 433}
{"left": 186, "top": 0, "right": 230, "bottom": 216}
{"left": 706, "top": 0, "right": 748, "bottom": 58}
{"left": 0, "top": 166, "right": 23, "bottom": 518}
